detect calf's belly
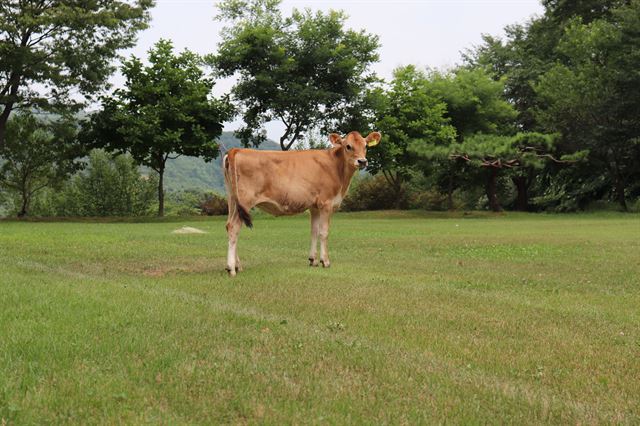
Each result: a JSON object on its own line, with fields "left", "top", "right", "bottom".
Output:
{"left": 256, "top": 200, "right": 310, "bottom": 216}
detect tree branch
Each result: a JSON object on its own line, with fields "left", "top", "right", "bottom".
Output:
{"left": 521, "top": 147, "right": 576, "bottom": 164}
{"left": 382, "top": 169, "right": 397, "bottom": 187}
{"left": 28, "top": 182, "right": 50, "bottom": 196}
{"left": 283, "top": 124, "right": 303, "bottom": 151}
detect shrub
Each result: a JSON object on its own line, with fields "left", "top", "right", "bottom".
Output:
{"left": 163, "top": 190, "right": 228, "bottom": 216}
{"left": 410, "top": 189, "right": 450, "bottom": 211}
{"left": 164, "top": 189, "right": 204, "bottom": 216}
{"left": 200, "top": 193, "right": 228, "bottom": 216}
{"left": 28, "top": 150, "right": 157, "bottom": 217}
{"left": 341, "top": 174, "right": 408, "bottom": 211}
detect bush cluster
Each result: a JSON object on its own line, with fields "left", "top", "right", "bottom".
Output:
{"left": 24, "top": 150, "right": 157, "bottom": 217}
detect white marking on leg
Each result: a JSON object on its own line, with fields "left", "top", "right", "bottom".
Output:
{"left": 226, "top": 214, "right": 241, "bottom": 276}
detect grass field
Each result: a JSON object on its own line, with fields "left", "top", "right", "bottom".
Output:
{"left": 1, "top": 211, "right": 639, "bottom": 424}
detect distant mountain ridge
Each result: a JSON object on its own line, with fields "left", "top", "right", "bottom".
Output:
{"left": 160, "top": 132, "right": 280, "bottom": 193}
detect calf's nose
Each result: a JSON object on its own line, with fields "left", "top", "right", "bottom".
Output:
{"left": 357, "top": 159, "right": 368, "bottom": 168}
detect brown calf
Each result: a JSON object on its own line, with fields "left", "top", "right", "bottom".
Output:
{"left": 222, "top": 131, "right": 381, "bottom": 276}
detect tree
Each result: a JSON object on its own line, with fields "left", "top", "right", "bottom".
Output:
{"left": 420, "top": 68, "right": 518, "bottom": 208}
{"left": 464, "top": 0, "right": 639, "bottom": 211}
{"left": 464, "top": 0, "right": 627, "bottom": 131}
{"left": 536, "top": 3, "right": 640, "bottom": 210}
{"left": 368, "top": 66, "right": 456, "bottom": 207}
{"left": 0, "top": 113, "right": 82, "bottom": 217}
{"left": 428, "top": 68, "right": 517, "bottom": 139}
{"left": 0, "top": 0, "right": 153, "bottom": 149}
{"left": 445, "top": 133, "right": 567, "bottom": 212}
{"left": 84, "top": 40, "right": 233, "bottom": 216}
{"left": 542, "top": 0, "right": 630, "bottom": 24}
{"left": 71, "top": 150, "right": 157, "bottom": 217}
{"left": 212, "top": 0, "right": 380, "bottom": 150}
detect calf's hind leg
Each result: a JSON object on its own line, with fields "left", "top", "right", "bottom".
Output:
{"left": 226, "top": 212, "right": 242, "bottom": 276}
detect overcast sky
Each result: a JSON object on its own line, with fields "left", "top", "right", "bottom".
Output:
{"left": 116, "top": 0, "right": 544, "bottom": 140}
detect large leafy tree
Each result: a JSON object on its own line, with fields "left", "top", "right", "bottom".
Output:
{"left": 464, "top": 0, "right": 638, "bottom": 211}
{"left": 536, "top": 3, "right": 640, "bottom": 210}
{"left": 84, "top": 40, "right": 233, "bottom": 216}
{"left": 410, "top": 68, "right": 519, "bottom": 209}
{"left": 0, "top": 113, "right": 82, "bottom": 217}
{"left": 0, "top": 0, "right": 153, "bottom": 149}
{"left": 542, "top": 0, "right": 630, "bottom": 24}
{"left": 368, "top": 66, "right": 456, "bottom": 207}
{"left": 428, "top": 68, "right": 516, "bottom": 139}
{"left": 212, "top": 0, "right": 380, "bottom": 150}
{"left": 465, "top": 0, "right": 628, "bottom": 131}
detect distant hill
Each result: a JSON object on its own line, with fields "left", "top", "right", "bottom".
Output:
{"left": 160, "top": 132, "right": 280, "bottom": 193}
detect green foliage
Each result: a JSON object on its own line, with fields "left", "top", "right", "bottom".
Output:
{"left": 463, "top": 17, "right": 560, "bottom": 131}
{"left": 367, "top": 66, "right": 456, "bottom": 206}
{"left": 542, "top": 0, "right": 629, "bottom": 24}
{"left": 84, "top": 39, "right": 233, "bottom": 215}
{"left": 163, "top": 189, "right": 226, "bottom": 216}
{"left": 408, "top": 68, "right": 519, "bottom": 210}
{"left": 0, "top": 113, "right": 82, "bottom": 217}
{"left": 450, "top": 133, "right": 561, "bottom": 168}
{"left": 416, "top": 132, "right": 563, "bottom": 212}
{"left": 0, "top": 0, "right": 153, "bottom": 148}
{"left": 426, "top": 68, "right": 517, "bottom": 139}
{"left": 532, "top": 166, "right": 611, "bottom": 212}
{"left": 199, "top": 192, "right": 229, "bottom": 216}
{"left": 75, "top": 150, "right": 157, "bottom": 217}
{"left": 31, "top": 150, "right": 157, "bottom": 217}
{"left": 341, "top": 174, "right": 408, "bottom": 211}
{"left": 535, "top": 4, "right": 640, "bottom": 210}
{"left": 466, "top": 0, "right": 640, "bottom": 210}
{"left": 212, "top": 0, "right": 380, "bottom": 150}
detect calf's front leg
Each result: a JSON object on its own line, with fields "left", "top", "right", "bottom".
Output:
{"left": 318, "top": 209, "right": 332, "bottom": 268}
{"left": 308, "top": 208, "right": 320, "bottom": 266}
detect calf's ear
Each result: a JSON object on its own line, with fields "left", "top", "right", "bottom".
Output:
{"left": 329, "top": 133, "right": 343, "bottom": 146}
{"left": 366, "top": 132, "right": 381, "bottom": 147}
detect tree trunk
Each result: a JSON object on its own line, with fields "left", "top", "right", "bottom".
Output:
{"left": 394, "top": 181, "right": 403, "bottom": 209}
{"left": 158, "top": 169, "right": 165, "bottom": 217}
{"left": 279, "top": 124, "right": 302, "bottom": 151}
{"left": 512, "top": 175, "right": 529, "bottom": 212}
{"left": 486, "top": 168, "right": 502, "bottom": 212}
{"left": 447, "top": 173, "right": 454, "bottom": 210}
{"left": 17, "top": 189, "right": 29, "bottom": 218}
{"left": 610, "top": 155, "right": 628, "bottom": 212}
{"left": 615, "top": 175, "right": 627, "bottom": 211}
{"left": 0, "top": 104, "right": 13, "bottom": 150}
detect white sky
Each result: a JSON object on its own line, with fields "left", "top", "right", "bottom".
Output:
{"left": 115, "top": 0, "right": 543, "bottom": 140}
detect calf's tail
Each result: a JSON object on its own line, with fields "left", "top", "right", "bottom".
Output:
{"left": 236, "top": 204, "right": 253, "bottom": 229}
{"left": 223, "top": 152, "right": 253, "bottom": 229}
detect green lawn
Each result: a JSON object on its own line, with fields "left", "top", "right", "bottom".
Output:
{"left": 1, "top": 212, "right": 639, "bottom": 424}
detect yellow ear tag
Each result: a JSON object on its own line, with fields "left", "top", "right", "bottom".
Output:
{"left": 367, "top": 138, "right": 380, "bottom": 147}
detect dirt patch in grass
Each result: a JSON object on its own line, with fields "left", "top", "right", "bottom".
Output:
{"left": 172, "top": 226, "right": 207, "bottom": 234}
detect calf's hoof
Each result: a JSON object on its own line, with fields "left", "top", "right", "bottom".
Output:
{"left": 309, "top": 257, "right": 319, "bottom": 267}
{"left": 225, "top": 267, "right": 237, "bottom": 277}
{"left": 320, "top": 260, "right": 330, "bottom": 268}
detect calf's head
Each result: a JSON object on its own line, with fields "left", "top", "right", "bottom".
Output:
{"left": 329, "top": 131, "right": 381, "bottom": 170}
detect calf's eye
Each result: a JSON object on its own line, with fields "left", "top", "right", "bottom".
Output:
{"left": 346, "top": 145, "right": 352, "bottom": 151}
